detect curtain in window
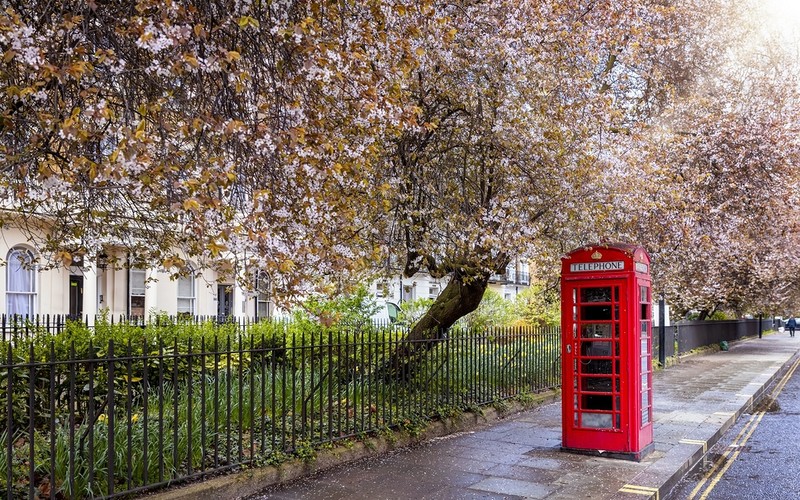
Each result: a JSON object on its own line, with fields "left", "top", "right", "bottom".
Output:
{"left": 129, "top": 268, "right": 146, "bottom": 317}
{"left": 256, "top": 272, "right": 270, "bottom": 319}
{"left": 130, "top": 268, "right": 146, "bottom": 296}
{"left": 6, "top": 248, "right": 35, "bottom": 317}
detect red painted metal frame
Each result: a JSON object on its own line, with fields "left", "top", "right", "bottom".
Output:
{"left": 560, "top": 243, "right": 654, "bottom": 461}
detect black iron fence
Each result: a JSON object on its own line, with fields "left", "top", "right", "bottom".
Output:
{"left": 660, "top": 318, "right": 774, "bottom": 355}
{"left": 0, "top": 316, "right": 561, "bottom": 499}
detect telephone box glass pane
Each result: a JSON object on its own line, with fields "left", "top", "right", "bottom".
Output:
{"left": 582, "top": 394, "right": 613, "bottom": 410}
{"left": 582, "top": 377, "right": 612, "bottom": 392}
{"left": 582, "top": 412, "right": 613, "bottom": 428}
{"left": 580, "top": 359, "right": 612, "bottom": 374}
{"left": 581, "top": 305, "right": 612, "bottom": 320}
{"left": 581, "top": 287, "right": 611, "bottom": 302}
{"left": 582, "top": 324, "right": 611, "bottom": 338}
{"left": 582, "top": 341, "right": 611, "bottom": 357}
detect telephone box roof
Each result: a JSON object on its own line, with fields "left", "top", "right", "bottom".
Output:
{"left": 562, "top": 243, "right": 649, "bottom": 261}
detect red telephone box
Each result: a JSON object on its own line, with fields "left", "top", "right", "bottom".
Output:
{"left": 560, "top": 243, "right": 654, "bottom": 461}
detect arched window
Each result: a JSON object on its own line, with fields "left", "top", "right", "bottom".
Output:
{"left": 177, "top": 266, "right": 196, "bottom": 317}
{"left": 6, "top": 247, "right": 36, "bottom": 317}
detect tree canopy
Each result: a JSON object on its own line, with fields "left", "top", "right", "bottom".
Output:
{"left": 2, "top": 0, "right": 800, "bottom": 321}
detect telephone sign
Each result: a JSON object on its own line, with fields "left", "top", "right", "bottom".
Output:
{"left": 569, "top": 261, "right": 625, "bottom": 272}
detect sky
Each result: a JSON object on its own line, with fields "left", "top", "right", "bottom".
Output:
{"left": 763, "top": 0, "right": 800, "bottom": 40}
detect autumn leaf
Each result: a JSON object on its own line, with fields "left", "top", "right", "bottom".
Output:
{"left": 238, "top": 16, "right": 259, "bottom": 28}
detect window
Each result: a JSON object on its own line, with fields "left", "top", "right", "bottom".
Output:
{"left": 255, "top": 272, "right": 271, "bottom": 320}
{"left": 429, "top": 285, "right": 440, "bottom": 298}
{"left": 6, "top": 247, "right": 36, "bottom": 317}
{"left": 129, "top": 267, "right": 146, "bottom": 318}
{"left": 177, "top": 266, "right": 196, "bottom": 316}
{"left": 403, "top": 283, "right": 415, "bottom": 301}
{"left": 376, "top": 279, "right": 388, "bottom": 298}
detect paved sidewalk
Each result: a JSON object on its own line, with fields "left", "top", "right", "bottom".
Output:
{"left": 255, "top": 334, "right": 800, "bottom": 500}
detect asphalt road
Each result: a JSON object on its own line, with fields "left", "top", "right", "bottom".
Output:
{"left": 672, "top": 354, "right": 800, "bottom": 499}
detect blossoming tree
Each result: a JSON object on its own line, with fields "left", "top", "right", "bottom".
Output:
{"left": 2, "top": 0, "right": 799, "bottom": 331}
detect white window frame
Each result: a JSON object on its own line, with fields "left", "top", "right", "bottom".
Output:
{"left": 177, "top": 267, "right": 196, "bottom": 316}
{"left": 6, "top": 247, "right": 36, "bottom": 317}
{"left": 129, "top": 266, "right": 146, "bottom": 317}
{"left": 255, "top": 272, "right": 271, "bottom": 320}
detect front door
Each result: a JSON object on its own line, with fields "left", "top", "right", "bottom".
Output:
{"left": 69, "top": 275, "right": 84, "bottom": 320}
{"left": 217, "top": 284, "right": 233, "bottom": 321}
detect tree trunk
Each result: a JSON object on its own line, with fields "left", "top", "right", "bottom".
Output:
{"left": 386, "top": 271, "right": 490, "bottom": 381}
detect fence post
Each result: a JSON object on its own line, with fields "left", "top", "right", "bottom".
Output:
{"left": 6, "top": 344, "right": 13, "bottom": 500}
{"left": 658, "top": 294, "right": 666, "bottom": 365}
{"left": 108, "top": 339, "right": 115, "bottom": 497}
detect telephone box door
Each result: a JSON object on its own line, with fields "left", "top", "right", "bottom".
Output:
{"left": 563, "top": 281, "right": 628, "bottom": 452}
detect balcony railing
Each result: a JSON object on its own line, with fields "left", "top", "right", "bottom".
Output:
{"left": 489, "top": 270, "right": 530, "bottom": 285}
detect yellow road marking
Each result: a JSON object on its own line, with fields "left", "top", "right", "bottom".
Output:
{"left": 619, "top": 484, "right": 659, "bottom": 498}
{"left": 687, "top": 356, "right": 800, "bottom": 500}
{"left": 686, "top": 413, "right": 757, "bottom": 499}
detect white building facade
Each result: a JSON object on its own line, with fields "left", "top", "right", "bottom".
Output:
{"left": 370, "top": 260, "right": 531, "bottom": 321}
{"left": 1, "top": 226, "right": 272, "bottom": 321}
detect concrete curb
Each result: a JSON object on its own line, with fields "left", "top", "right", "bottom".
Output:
{"left": 142, "top": 391, "right": 560, "bottom": 500}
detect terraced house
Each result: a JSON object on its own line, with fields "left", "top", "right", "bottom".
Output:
{"left": 1, "top": 223, "right": 274, "bottom": 322}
